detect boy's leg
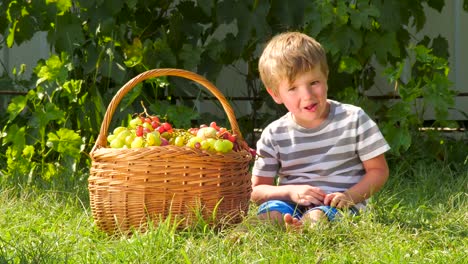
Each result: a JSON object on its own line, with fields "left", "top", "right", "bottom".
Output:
{"left": 257, "top": 200, "right": 303, "bottom": 226}
{"left": 301, "top": 209, "right": 328, "bottom": 228}
{"left": 258, "top": 210, "right": 284, "bottom": 225}
{"left": 303, "top": 205, "right": 359, "bottom": 227}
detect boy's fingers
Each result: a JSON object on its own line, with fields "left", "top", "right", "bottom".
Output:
{"left": 323, "top": 194, "right": 332, "bottom": 205}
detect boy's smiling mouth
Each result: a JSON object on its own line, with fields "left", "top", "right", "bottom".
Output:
{"left": 305, "top": 103, "right": 318, "bottom": 111}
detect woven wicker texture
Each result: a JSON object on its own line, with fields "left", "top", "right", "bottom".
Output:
{"left": 89, "top": 69, "right": 253, "bottom": 235}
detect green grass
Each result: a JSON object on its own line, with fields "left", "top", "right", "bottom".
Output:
{"left": 0, "top": 161, "right": 466, "bottom": 263}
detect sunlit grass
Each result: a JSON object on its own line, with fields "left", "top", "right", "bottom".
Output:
{"left": 0, "top": 160, "right": 466, "bottom": 263}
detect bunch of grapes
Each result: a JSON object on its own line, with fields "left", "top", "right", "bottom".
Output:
{"left": 107, "top": 114, "right": 239, "bottom": 153}
{"left": 107, "top": 115, "right": 170, "bottom": 149}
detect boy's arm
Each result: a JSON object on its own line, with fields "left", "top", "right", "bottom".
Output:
{"left": 251, "top": 175, "right": 326, "bottom": 206}
{"left": 325, "top": 153, "right": 389, "bottom": 207}
{"left": 347, "top": 153, "right": 389, "bottom": 203}
{"left": 250, "top": 175, "right": 277, "bottom": 205}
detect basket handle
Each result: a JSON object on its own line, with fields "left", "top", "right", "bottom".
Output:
{"left": 92, "top": 68, "right": 245, "bottom": 151}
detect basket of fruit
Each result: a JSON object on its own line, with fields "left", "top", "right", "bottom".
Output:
{"left": 88, "top": 68, "right": 253, "bottom": 235}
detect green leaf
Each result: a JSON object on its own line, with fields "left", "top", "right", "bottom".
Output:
{"left": 325, "top": 26, "right": 363, "bottom": 55}
{"left": 422, "top": 73, "right": 454, "bottom": 120}
{"left": 385, "top": 101, "right": 412, "bottom": 123}
{"left": 338, "top": 56, "right": 362, "bottom": 74}
{"left": 103, "top": 0, "right": 124, "bottom": 16}
{"left": 304, "top": 0, "right": 334, "bottom": 36}
{"left": 216, "top": 1, "right": 270, "bottom": 59}
{"left": 197, "top": 0, "right": 214, "bottom": 16}
{"left": 36, "top": 54, "right": 68, "bottom": 86}
{"left": 334, "top": 1, "right": 349, "bottom": 26}
{"left": 46, "top": 128, "right": 82, "bottom": 158}
{"left": 29, "top": 103, "right": 66, "bottom": 128}
{"left": 374, "top": 1, "right": 404, "bottom": 31}
{"left": 22, "top": 145, "right": 35, "bottom": 160}
{"left": 430, "top": 35, "right": 449, "bottom": 59}
{"left": 49, "top": 15, "right": 85, "bottom": 54}
{"left": 204, "top": 38, "right": 225, "bottom": 61}
{"left": 7, "top": 95, "right": 27, "bottom": 121}
{"left": 414, "top": 45, "right": 435, "bottom": 63}
{"left": 149, "top": 101, "right": 199, "bottom": 129}
{"left": 270, "top": 0, "right": 305, "bottom": 28}
{"left": 123, "top": 38, "right": 143, "bottom": 68}
{"left": 180, "top": 44, "right": 202, "bottom": 71}
{"left": 364, "top": 31, "right": 399, "bottom": 64}
{"left": 398, "top": 81, "right": 423, "bottom": 102}
{"left": 349, "top": 3, "right": 380, "bottom": 30}
{"left": 383, "top": 61, "right": 405, "bottom": 84}
{"left": 4, "top": 125, "right": 26, "bottom": 153}
{"left": 46, "top": 0, "right": 72, "bottom": 15}
{"left": 382, "top": 122, "right": 411, "bottom": 156}
{"left": 426, "top": 0, "right": 445, "bottom": 12}
{"left": 62, "top": 79, "right": 83, "bottom": 102}
{"left": 6, "top": 20, "right": 17, "bottom": 47}
{"left": 120, "top": 83, "right": 142, "bottom": 111}
{"left": 153, "top": 38, "right": 177, "bottom": 67}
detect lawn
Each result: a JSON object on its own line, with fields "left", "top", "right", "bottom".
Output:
{"left": 0, "top": 160, "right": 466, "bottom": 263}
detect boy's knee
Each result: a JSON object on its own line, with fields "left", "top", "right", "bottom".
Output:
{"left": 257, "top": 210, "right": 284, "bottom": 223}
{"left": 302, "top": 209, "right": 328, "bottom": 223}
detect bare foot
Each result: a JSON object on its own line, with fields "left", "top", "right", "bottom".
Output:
{"left": 283, "top": 213, "right": 303, "bottom": 231}
{"left": 302, "top": 210, "right": 328, "bottom": 228}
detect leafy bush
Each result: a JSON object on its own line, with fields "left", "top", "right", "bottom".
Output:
{"left": 0, "top": 0, "right": 464, "bottom": 187}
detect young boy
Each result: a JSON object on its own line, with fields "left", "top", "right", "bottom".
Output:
{"left": 251, "top": 32, "right": 390, "bottom": 229}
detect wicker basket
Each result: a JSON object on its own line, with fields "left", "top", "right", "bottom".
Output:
{"left": 88, "top": 68, "right": 253, "bottom": 235}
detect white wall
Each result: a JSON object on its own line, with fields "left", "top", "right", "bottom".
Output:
{"left": 0, "top": 31, "right": 49, "bottom": 79}
{"left": 367, "top": 1, "right": 468, "bottom": 121}
{"left": 2, "top": 2, "right": 467, "bottom": 121}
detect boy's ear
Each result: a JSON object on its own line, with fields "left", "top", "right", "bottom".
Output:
{"left": 266, "top": 88, "right": 282, "bottom": 104}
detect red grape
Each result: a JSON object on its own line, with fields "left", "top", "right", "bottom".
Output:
{"left": 136, "top": 126, "right": 144, "bottom": 137}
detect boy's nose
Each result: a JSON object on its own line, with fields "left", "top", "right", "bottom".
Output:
{"left": 300, "top": 87, "right": 315, "bottom": 99}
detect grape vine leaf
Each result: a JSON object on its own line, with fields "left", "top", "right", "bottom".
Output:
{"left": 7, "top": 95, "right": 27, "bottom": 121}
{"left": 180, "top": 44, "right": 202, "bottom": 71}
{"left": 364, "top": 31, "right": 399, "bottom": 64}
{"left": 36, "top": 54, "right": 68, "bottom": 86}
{"left": 4, "top": 125, "right": 26, "bottom": 151}
{"left": 426, "top": 0, "right": 445, "bottom": 12}
{"left": 29, "top": 103, "right": 66, "bottom": 128}
{"left": 47, "top": 128, "right": 83, "bottom": 158}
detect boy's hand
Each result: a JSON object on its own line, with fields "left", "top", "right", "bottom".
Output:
{"left": 289, "top": 185, "right": 326, "bottom": 206}
{"left": 324, "top": 192, "right": 354, "bottom": 209}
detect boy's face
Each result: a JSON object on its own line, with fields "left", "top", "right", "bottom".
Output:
{"left": 267, "top": 66, "right": 329, "bottom": 129}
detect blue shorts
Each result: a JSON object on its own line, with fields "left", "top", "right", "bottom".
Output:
{"left": 257, "top": 200, "right": 359, "bottom": 221}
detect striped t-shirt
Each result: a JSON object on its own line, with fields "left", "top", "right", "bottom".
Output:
{"left": 252, "top": 100, "right": 390, "bottom": 206}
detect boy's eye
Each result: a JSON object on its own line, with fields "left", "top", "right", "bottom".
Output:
{"left": 288, "top": 87, "right": 296, "bottom": 91}
{"left": 310, "top": 81, "right": 318, "bottom": 86}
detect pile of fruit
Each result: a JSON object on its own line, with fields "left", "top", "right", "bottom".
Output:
{"left": 107, "top": 114, "right": 240, "bottom": 153}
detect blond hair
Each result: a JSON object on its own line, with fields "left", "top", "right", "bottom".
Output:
{"left": 258, "top": 32, "right": 329, "bottom": 94}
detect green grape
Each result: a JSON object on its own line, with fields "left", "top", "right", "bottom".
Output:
{"left": 146, "top": 132, "right": 162, "bottom": 146}
{"left": 113, "top": 126, "right": 127, "bottom": 136}
{"left": 129, "top": 117, "right": 142, "bottom": 128}
{"left": 200, "top": 138, "right": 215, "bottom": 151}
{"left": 174, "top": 136, "right": 185, "bottom": 146}
{"left": 117, "top": 130, "right": 132, "bottom": 141}
{"left": 110, "top": 138, "right": 125, "bottom": 148}
{"left": 131, "top": 137, "right": 145, "bottom": 148}
{"left": 197, "top": 127, "right": 217, "bottom": 139}
{"left": 214, "top": 139, "right": 233, "bottom": 153}
{"left": 186, "top": 136, "right": 203, "bottom": 148}
{"left": 124, "top": 134, "right": 135, "bottom": 147}
{"left": 142, "top": 122, "right": 153, "bottom": 132}
{"left": 107, "top": 134, "right": 117, "bottom": 143}
{"left": 161, "top": 131, "right": 171, "bottom": 139}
